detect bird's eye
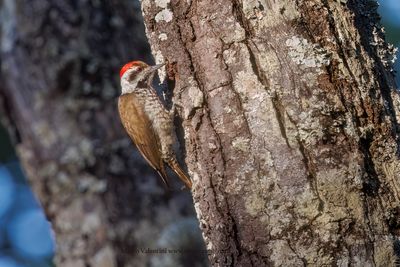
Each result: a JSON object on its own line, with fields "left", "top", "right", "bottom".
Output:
{"left": 133, "top": 66, "right": 142, "bottom": 72}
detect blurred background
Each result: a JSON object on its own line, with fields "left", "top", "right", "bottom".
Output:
{"left": 378, "top": 0, "right": 400, "bottom": 85}
{"left": 0, "top": 0, "right": 398, "bottom": 267}
{"left": 0, "top": 1, "right": 206, "bottom": 267}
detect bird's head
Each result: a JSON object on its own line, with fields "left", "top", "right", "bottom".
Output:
{"left": 119, "top": 61, "right": 164, "bottom": 95}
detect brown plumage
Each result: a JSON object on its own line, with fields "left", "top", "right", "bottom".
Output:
{"left": 118, "top": 61, "right": 192, "bottom": 189}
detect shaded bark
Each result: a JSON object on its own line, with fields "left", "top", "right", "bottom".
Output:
{"left": 141, "top": 0, "right": 400, "bottom": 265}
{"left": 0, "top": 0, "right": 207, "bottom": 266}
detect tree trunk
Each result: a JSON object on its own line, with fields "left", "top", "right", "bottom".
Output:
{"left": 141, "top": 0, "right": 400, "bottom": 265}
{"left": 0, "top": 0, "right": 206, "bottom": 266}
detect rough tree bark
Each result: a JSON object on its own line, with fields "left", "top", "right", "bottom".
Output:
{"left": 0, "top": 0, "right": 207, "bottom": 267}
{"left": 141, "top": 0, "right": 400, "bottom": 266}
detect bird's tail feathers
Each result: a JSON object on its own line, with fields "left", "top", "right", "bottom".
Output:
{"left": 167, "top": 158, "right": 192, "bottom": 189}
{"left": 157, "top": 166, "right": 170, "bottom": 189}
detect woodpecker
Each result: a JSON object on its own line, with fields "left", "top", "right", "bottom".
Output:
{"left": 118, "top": 61, "right": 192, "bottom": 189}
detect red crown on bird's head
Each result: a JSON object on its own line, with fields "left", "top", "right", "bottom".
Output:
{"left": 119, "top": 61, "right": 149, "bottom": 78}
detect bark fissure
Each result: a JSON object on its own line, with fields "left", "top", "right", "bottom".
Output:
{"left": 362, "top": 199, "right": 378, "bottom": 267}
{"left": 219, "top": 53, "right": 253, "bottom": 138}
{"left": 173, "top": 3, "right": 196, "bottom": 75}
{"left": 271, "top": 96, "right": 292, "bottom": 149}
{"left": 231, "top": 0, "right": 255, "bottom": 38}
{"left": 359, "top": 135, "right": 381, "bottom": 197}
{"left": 245, "top": 41, "right": 271, "bottom": 90}
{"left": 295, "top": 133, "right": 325, "bottom": 217}
{"left": 286, "top": 239, "right": 307, "bottom": 267}
{"left": 231, "top": 0, "right": 272, "bottom": 89}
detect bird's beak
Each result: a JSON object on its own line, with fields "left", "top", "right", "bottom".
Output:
{"left": 150, "top": 63, "right": 165, "bottom": 72}
{"left": 149, "top": 63, "right": 165, "bottom": 72}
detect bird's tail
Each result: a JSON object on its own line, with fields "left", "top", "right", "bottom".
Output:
{"left": 167, "top": 158, "right": 192, "bottom": 189}
{"left": 157, "top": 165, "right": 170, "bottom": 189}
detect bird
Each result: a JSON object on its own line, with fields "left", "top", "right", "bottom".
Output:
{"left": 118, "top": 60, "right": 192, "bottom": 189}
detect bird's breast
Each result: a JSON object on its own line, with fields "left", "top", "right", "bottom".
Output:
{"left": 137, "top": 89, "right": 174, "bottom": 156}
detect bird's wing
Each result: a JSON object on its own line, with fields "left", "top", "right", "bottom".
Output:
{"left": 118, "top": 93, "right": 169, "bottom": 186}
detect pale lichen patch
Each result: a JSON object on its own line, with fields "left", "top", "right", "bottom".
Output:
{"left": 188, "top": 85, "right": 204, "bottom": 109}
{"left": 245, "top": 192, "right": 265, "bottom": 216}
{"left": 225, "top": 161, "right": 257, "bottom": 194}
{"left": 224, "top": 176, "right": 243, "bottom": 194}
{"left": 155, "top": 9, "right": 173, "bottom": 23}
{"left": 208, "top": 142, "right": 217, "bottom": 150}
{"left": 269, "top": 240, "right": 304, "bottom": 266}
{"left": 155, "top": 0, "right": 170, "bottom": 9}
{"left": 158, "top": 33, "right": 168, "bottom": 41}
{"left": 242, "top": 0, "right": 300, "bottom": 28}
{"left": 296, "top": 188, "right": 321, "bottom": 220}
{"left": 295, "top": 110, "right": 325, "bottom": 146}
{"left": 286, "top": 36, "right": 331, "bottom": 72}
{"left": 234, "top": 70, "right": 263, "bottom": 96}
{"left": 153, "top": 50, "right": 166, "bottom": 82}
{"left": 222, "top": 48, "right": 238, "bottom": 65}
{"left": 242, "top": 0, "right": 266, "bottom": 20}
{"left": 223, "top": 106, "right": 233, "bottom": 113}
{"left": 219, "top": 17, "right": 246, "bottom": 44}
{"left": 182, "top": 77, "right": 204, "bottom": 119}
{"left": 264, "top": 191, "right": 296, "bottom": 236}
{"left": 343, "top": 112, "right": 358, "bottom": 139}
{"left": 232, "top": 136, "right": 250, "bottom": 152}
{"left": 256, "top": 48, "right": 281, "bottom": 79}
{"left": 382, "top": 161, "right": 400, "bottom": 200}
{"left": 373, "top": 239, "right": 397, "bottom": 267}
